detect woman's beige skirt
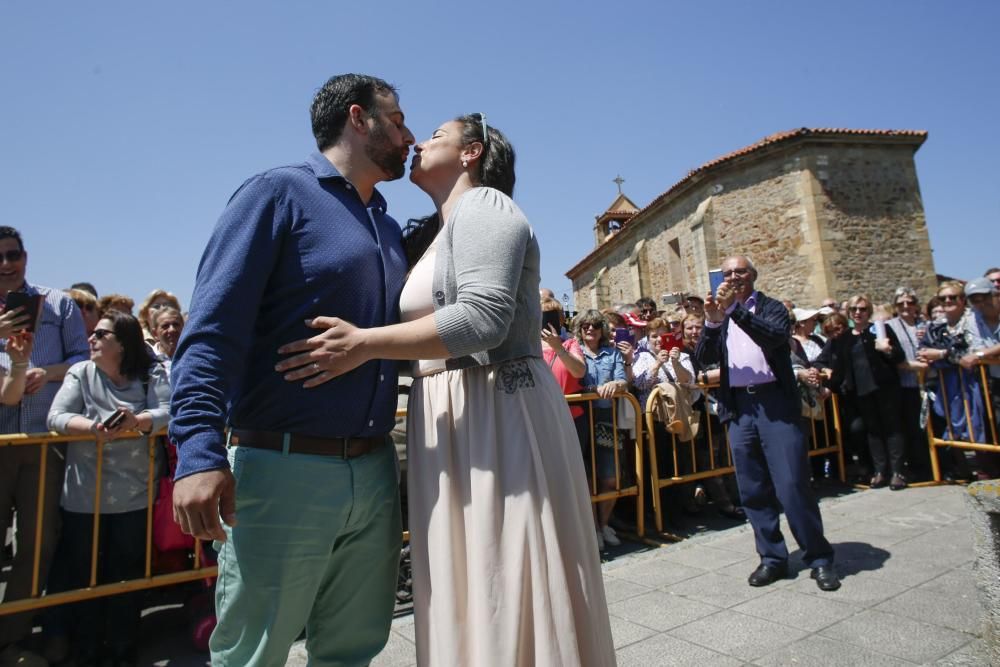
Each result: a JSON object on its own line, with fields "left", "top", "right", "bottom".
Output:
{"left": 407, "top": 357, "right": 616, "bottom": 666}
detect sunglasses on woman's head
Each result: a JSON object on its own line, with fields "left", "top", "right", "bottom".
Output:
{"left": 470, "top": 112, "right": 489, "bottom": 146}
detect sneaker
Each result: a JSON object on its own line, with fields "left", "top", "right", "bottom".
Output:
{"left": 595, "top": 529, "right": 605, "bottom": 551}
{"left": 0, "top": 644, "right": 49, "bottom": 667}
{"left": 601, "top": 524, "right": 621, "bottom": 547}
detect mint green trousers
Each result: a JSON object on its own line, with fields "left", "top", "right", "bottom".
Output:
{"left": 210, "top": 441, "right": 402, "bottom": 667}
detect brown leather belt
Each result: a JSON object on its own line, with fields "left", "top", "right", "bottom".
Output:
{"left": 228, "top": 429, "right": 387, "bottom": 459}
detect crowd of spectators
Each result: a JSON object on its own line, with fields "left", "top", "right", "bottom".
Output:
{"left": 0, "top": 214, "right": 998, "bottom": 663}
{"left": 539, "top": 265, "right": 1000, "bottom": 546}
{"left": 0, "top": 225, "right": 186, "bottom": 667}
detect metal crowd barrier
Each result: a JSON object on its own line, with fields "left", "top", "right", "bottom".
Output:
{"left": 643, "top": 383, "right": 845, "bottom": 534}
{"left": 2, "top": 392, "right": 644, "bottom": 617}
{"left": 926, "top": 361, "right": 1000, "bottom": 482}
{"left": 0, "top": 429, "right": 216, "bottom": 617}
{"left": 566, "top": 390, "right": 646, "bottom": 538}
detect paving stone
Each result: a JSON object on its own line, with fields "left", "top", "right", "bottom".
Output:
{"left": 369, "top": 631, "right": 417, "bottom": 667}
{"left": 392, "top": 618, "right": 416, "bottom": 643}
{"left": 659, "top": 544, "right": 755, "bottom": 571}
{"left": 730, "top": 588, "right": 863, "bottom": 633}
{"left": 608, "top": 613, "right": 657, "bottom": 649}
{"left": 608, "top": 558, "right": 707, "bottom": 589}
{"left": 919, "top": 565, "right": 979, "bottom": 598}
{"left": 786, "top": 571, "right": 910, "bottom": 608}
{"left": 755, "top": 634, "right": 915, "bottom": 666}
{"left": 844, "top": 517, "right": 939, "bottom": 544}
{"left": 874, "top": 586, "right": 984, "bottom": 634}
{"left": 662, "top": 571, "right": 772, "bottom": 608}
{"left": 603, "top": 575, "right": 655, "bottom": 604}
{"left": 699, "top": 534, "right": 756, "bottom": 556}
{"left": 608, "top": 590, "right": 721, "bottom": 632}
{"left": 820, "top": 609, "right": 971, "bottom": 664}
{"left": 859, "top": 550, "right": 959, "bottom": 588}
{"left": 934, "top": 638, "right": 990, "bottom": 666}
{"left": 615, "top": 632, "right": 743, "bottom": 666}
{"left": 668, "top": 608, "right": 808, "bottom": 661}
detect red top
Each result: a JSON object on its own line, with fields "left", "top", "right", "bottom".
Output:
{"left": 542, "top": 337, "right": 585, "bottom": 418}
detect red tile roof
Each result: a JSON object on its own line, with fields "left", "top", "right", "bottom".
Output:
{"left": 566, "top": 127, "right": 928, "bottom": 278}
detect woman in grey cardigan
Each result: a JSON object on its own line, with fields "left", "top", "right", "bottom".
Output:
{"left": 46, "top": 310, "right": 171, "bottom": 666}
{"left": 278, "top": 114, "right": 615, "bottom": 666}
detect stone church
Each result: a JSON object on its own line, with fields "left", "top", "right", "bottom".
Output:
{"left": 566, "top": 128, "right": 937, "bottom": 310}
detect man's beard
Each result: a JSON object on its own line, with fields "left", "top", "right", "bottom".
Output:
{"left": 366, "top": 119, "right": 405, "bottom": 180}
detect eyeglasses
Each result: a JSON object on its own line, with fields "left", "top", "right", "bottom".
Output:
{"left": 0, "top": 250, "right": 24, "bottom": 263}
{"left": 848, "top": 306, "right": 869, "bottom": 313}
{"left": 939, "top": 294, "right": 962, "bottom": 303}
{"left": 149, "top": 302, "right": 171, "bottom": 310}
{"left": 471, "top": 112, "right": 489, "bottom": 146}
{"left": 91, "top": 328, "right": 115, "bottom": 340}
{"left": 640, "top": 308, "right": 656, "bottom": 314}
{"left": 722, "top": 267, "right": 751, "bottom": 277}
{"left": 969, "top": 294, "right": 991, "bottom": 303}
{"left": 895, "top": 300, "right": 917, "bottom": 307}
{"left": 579, "top": 322, "right": 601, "bottom": 330}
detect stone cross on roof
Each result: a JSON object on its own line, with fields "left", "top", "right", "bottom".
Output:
{"left": 613, "top": 174, "right": 625, "bottom": 194}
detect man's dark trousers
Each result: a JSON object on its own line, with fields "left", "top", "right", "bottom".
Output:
{"left": 727, "top": 383, "right": 834, "bottom": 568}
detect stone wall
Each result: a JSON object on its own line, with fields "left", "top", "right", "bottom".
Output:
{"left": 570, "top": 138, "right": 936, "bottom": 311}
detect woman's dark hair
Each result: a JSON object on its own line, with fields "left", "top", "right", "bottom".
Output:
{"left": 310, "top": 74, "right": 397, "bottom": 151}
{"left": 401, "top": 114, "right": 517, "bottom": 267}
{"left": 103, "top": 310, "right": 154, "bottom": 381}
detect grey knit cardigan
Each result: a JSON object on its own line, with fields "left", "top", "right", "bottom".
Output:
{"left": 431, "top": 187, "right": 543, "bottom": 370}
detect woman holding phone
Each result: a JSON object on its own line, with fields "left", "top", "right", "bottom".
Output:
{"left": 46, "top": 310, "right": 171, "bottom": 665}
{"left": 276, "top": 114, "right": 614, "bottom": 665}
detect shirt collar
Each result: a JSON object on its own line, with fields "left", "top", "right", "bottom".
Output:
{"left": 306, "top": 152, "right": 388, "bottom": 214}
{"left": 742, "top": 290, "right": 759, "bottom": 309}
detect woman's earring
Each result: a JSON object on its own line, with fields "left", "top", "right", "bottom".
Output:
{"left": 461, "top": 160, "right": 468, "bottom": 168}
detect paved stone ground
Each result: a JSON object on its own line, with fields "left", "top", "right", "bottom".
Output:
{"left": 281, "top": 484, "right": 988, "bottom": 666}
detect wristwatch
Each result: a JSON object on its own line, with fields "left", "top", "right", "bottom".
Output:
{"left": 977, "top": 351, "right": 986, "bottom": 361}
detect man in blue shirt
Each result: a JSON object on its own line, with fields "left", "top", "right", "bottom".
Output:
{"left": 169, "top": 73, "right": 414, "bottom": 667}
{"left": 0, "top": 226, "right": 89, "bottom": 667}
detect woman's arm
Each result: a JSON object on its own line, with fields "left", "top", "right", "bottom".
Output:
{"left": 0, "top": 332, "right": 32, "bottom": 405}
{"left": 560, "top": 339, "right": 586, "bottom": 379}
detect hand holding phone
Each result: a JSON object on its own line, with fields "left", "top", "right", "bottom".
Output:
{"left": 613, "top": 327, "right": 635, "bottom": 346}
{"left": 2, "top": 292, "right": 44, "bottom": 334}
{"left": 660, "top": 332, "right": 683, "bottom": 353}
{"left": 103, "top": 408, "right": 127, "bottom": 430}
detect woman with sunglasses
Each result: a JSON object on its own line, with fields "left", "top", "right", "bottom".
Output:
{"left": 276, "top": 114, "right": 614, "bottom": 665}
{"left": 918, "top": 281, "right": 990, "bottom": 473}
{"left": 816, "top": 294, "right": 907, "bottom": 489}
{"left": 45, "top": 310, "right": 171, "bottom": 666}
{"left": 886, "top": 287, "right": 932, "bottom": 479}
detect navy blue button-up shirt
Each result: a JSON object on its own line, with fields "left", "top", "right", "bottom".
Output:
{"left": 169, "top": 153, "right": 408, "bottom": 480}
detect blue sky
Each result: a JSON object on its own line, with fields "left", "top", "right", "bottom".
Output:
{"left": 3, "top": 1, "right": 998, "bottom": 310}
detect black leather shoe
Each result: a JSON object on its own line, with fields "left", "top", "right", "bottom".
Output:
{"left": 811, "top": 566, "right": 841, "bottom": 591}
{"left": 747, "top": 562, "right": 788, "bottom": 587}
{"left": 718, "top": 506, "right": 747, "bottom": 521}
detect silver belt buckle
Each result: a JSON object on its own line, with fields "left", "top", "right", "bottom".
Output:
{"left": 745, "top": 384, "right": 756, "bottom": 395}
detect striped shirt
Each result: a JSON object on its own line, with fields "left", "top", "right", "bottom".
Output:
{"left": 0, "top": 283, "right": 90, "bottom": 434}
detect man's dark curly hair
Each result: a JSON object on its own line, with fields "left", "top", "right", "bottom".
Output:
{"left": 310, "top": 73, "right": 398, "bottom": 151}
